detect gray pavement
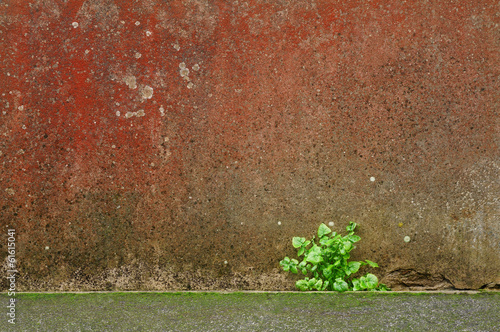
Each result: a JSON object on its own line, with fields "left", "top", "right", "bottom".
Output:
{"left": 1, "top": 291, "right": 499, "bottom": 331}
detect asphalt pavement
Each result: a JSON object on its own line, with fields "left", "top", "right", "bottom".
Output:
{"left": 1, "top": 291, "right": 499, "bottom": 331}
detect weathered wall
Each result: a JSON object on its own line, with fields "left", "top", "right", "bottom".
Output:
{"left": 1, "top": 0, "right": 499, "bottom": 291}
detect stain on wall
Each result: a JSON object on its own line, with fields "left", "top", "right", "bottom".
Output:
{"left": 0, "top": 0, "right": 499, "bottom": 291}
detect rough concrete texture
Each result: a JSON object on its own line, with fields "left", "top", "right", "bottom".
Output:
{"left": 0, "top": 0, "right": 499, "bottom": 291}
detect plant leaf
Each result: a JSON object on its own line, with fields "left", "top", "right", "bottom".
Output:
{"left": 323, "top": 268, "right": 332, "bottom": 279}
{"left": 296, "top": 280, "right": 309, "bottom": 291}
{"left": 314, "top": 279, "right": 323, "bottom": 290}
{"left": 318, "top": 223, "right": 332, "bottom": 238}
{"left": 326, "top": 239, "right": 336, "bottom": 246}
{"left": 333, "top": 279, "right": 349, "bottom": 292}
{"left": 308, "top": 278, "right": 318, "bottom": 288}
{"left": 346, "top": 221, "right": 357, "bottom": 232}
{"left": 359, "top": 276, "right": 367, "bottom": 289}
{"left": 343, "top": 241, "right": 353, "bottom": 252}
{"left": 297, "top": 247, "right": 305, "bottom": 257}
{"left": 305, "top": 246, "right": 323, "bottom": 264}
{"left": 292, "top": 237, "right": 306, "bottom": 248}
{"left": 319, "top": 236, "right": 330, "bottom": 246}
{"left": 352, "top": 278, "right": 362, "bottom": 291}
{"left": 347, "top": 261, "right": 361, "bottom": 274}
{"left": 365, "top": 260, "right": 379, "bottom": 268}
{"left": 365, "top": 273, "right": 379, "bottom": 289}
{"left": 279, "top": 258, "right": 290, "bottom": 271}
{"left": 377, "top": 284, "right": 390, "bottom": 291}
{"left": 348, "top": 234, "right": 361, "bottom": 243}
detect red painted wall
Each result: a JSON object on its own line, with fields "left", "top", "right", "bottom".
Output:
{"left": 1, "top": 0, "right": 499, "bottom": 290}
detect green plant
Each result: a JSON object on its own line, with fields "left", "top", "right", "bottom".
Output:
{"left": 280, "top": 222, "right": 389, "bottom": 292}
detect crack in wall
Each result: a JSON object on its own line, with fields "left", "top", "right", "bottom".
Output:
{"left": 383, "top": 269, "right": 456, "bottom": 291}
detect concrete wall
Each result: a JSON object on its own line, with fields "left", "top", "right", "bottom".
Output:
{"left": 1, "top": 0, "right": 499, "bottom": 291}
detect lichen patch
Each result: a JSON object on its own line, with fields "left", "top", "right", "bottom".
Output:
{"left": 141, "top": 86, "right": 154, "bottom": 99}
{"left": 124, "top": 75, "right": 137, "bottom": 89}
{"left": 125, "top": 110, "right": 146, "bottom": 119}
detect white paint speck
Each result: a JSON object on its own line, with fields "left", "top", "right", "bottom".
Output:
{"left": 159, "top": 107, "right": 165, "bottom": 116}
{"left": 173, "top": 44, "right": 180, "bottom": 51}
{"left": 18, "top": 105, "right": 24, "bottom": 111}
{"left": 146, "top": 30, "right": 152, "bottom": 36}
{"left": 72, "top": 22, "right": 79, "bottom": 28}
{"left": 179, "top": 62, "right": 186, "bottom": 69}
{"left": 116, "top": 111, "right": 120, "bottom": 116}
{"left": 278, "top": 221, "right": 281, "bottom": 225}
{"left": 370, "top": 177, "right": 376, "bottom": 182}
{"left": 187, "top": 82, "right": 194, "bottom": 89}
{"left": 192, "top": 64, "right": 200, "bottom": 71}
{"left": 134, "top": 52, "right": 142, "bottom": 59}
{"left": 135, "top": 21, "right": 140, "bottom": 26}
{"left": 45, "top": 246, "right": 50, "bottom": 250}
{"left": 22, "top": 125, "right": 26, "bottom": 130}
{"left": 404, "top": 236, "right": 411, "bottom": 243}
{"left": 224, "top": 260, "right": 228, "bottom": 265}
{"left": 85, "top": 49, "right": 90, "bottom": 54}
{"left": 328, "top": 221, "right": 334, "bottom": 227}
